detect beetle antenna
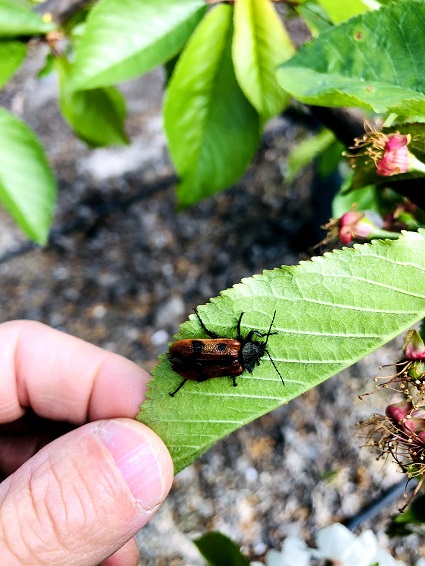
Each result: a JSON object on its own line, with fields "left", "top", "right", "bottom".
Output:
{"left": 265, "top": 349, "right": 285, "bottom": 386}
{"left": 169, "top": 379, "right": 187, "bottom": 397}
{"left": 265, "top": 310, "right": 277, "bottom": 343}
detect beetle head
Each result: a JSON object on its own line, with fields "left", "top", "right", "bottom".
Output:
{"left": 241, "top": 341, "right": 266, "bottom": 373}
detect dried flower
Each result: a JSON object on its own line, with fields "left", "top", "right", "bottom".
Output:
{"left": 376, "top": 133, "right": 410, "bottom": 177}
{"left": 360, "top": 400, "right": 425, "bottom": 511}
{"left": 361, "top": 330, "right": 425, "bottom": 400}
{"left": 349, "top": 127, "right": 425, "bottom": 177}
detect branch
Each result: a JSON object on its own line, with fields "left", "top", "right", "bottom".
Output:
{"left": 37, "top": 0, "right": 94, "bottom": 25}
{"left": 307, "top": 106, "right": 365, "bottom": 148}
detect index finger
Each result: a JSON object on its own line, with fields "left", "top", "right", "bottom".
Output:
{"left": 0, "top": 320, "right": 151, "bottom": 424}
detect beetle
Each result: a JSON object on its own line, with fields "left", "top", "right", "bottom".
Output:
{"left": 168, "top": 308, "right": 284, "bottom": 397}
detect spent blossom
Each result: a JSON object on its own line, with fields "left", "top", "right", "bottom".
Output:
{"left": 350, "top": 128, "right": 425, "bottom": 177}
{"left": 361, "top": 400, "right": 425, "bottom": 511}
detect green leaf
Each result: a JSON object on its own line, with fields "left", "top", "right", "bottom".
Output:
{"left": 393, "top": 494, "right": 425, "bottom": 525}
{"left": 57, "top": 57, "right": 129, "bottom": 147}
{"left": 138, "top": 231, "right": 425, "bottom": 473}
{"left": 71, "top": 0, "right": 206, "bottom": 90}
{"left": 193, "top": 533, "right": 251, "bottom": 566}
{"left": 232, "top": 0, "right": 294, "bottom": 120}
{"left": 277, "top": 1, "right": 425, "bottom": 115}
{"left": 0, "top": 108, "right": 56, "bottom": 243}
{"left": 317, "top": 138, "right": 345, "bottom": 177}
{"left": 317, "top": 0, "right": 371, "bottom": 23}
{"left": 37, "top": 52, "right": 54, "bottom": 79}
{"left": 0, "top": 40, "right": 26, "bottom": 87}
{"left": 163, "top": 4, "right": 260, "bottom": 208}
{"left": 295, "top": 2, "right": 333, "bottom": 37}
{"left": 332, "top": 185, "right": 380, "bottom": 217}
{"left": 0, "top": 0, "right": 55, "bottom": 38}
{"left": 286, "top": 129, "right": 336, "bottom": 182}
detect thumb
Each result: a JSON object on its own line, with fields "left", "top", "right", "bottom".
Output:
{"left": 0, "top": 418, "right": 173, "bottom": 565}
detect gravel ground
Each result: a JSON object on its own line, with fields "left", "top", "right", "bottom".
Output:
{"left": 0, "top": 46, "right": 423, "bottom": 565}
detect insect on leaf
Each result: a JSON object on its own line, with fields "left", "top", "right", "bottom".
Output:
{"left": 138, "top": 231, "right": 425, "bottom": 473}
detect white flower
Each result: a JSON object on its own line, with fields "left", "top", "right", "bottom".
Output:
{"left": 254, "top": 524, "right": 405, "bottom": 566}
{"left": 313, "top": 524, "right": 403, "bottom": 566}
{"left": 267, "top": 536, "right": 310, "bottom": 566}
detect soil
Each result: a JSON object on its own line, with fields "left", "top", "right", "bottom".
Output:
{"left": 0, "top": 35, "right": 422, "bottom": 566}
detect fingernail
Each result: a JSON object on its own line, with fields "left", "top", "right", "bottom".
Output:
{"left": 98, "top": 420, "right": 168, "bottom": 509}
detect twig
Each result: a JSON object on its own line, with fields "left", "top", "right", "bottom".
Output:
{"left": 344, "top": 479, "right": 416, "bottom": 531}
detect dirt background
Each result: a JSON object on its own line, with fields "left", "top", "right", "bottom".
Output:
{"left": 0, "top": 17, "right": 423, "bottom": 565}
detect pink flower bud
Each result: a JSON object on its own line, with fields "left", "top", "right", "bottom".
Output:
{"left": 376, "top": 134, "right": 409, "bottom": 176}
{"left": 386, "top": 401, "right": 425, "bottom": 439}
{"left": 339, "top": 211, "right": 376, "bottom": 244}
{"left": 385, "top": 400, "right": 413, "bottom": 422}
{"left": 350, "top": 128, "right": 425, "bottom": 178}
{"left": 403, "top": 329, "right": 425, "bottom": 360}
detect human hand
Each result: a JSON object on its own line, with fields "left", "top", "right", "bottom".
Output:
{"left": 0, "top": 320, "right": 174, "bottom": 565}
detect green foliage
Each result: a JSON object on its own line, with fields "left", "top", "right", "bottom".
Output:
{"left": 277, "top": 0, "right": 425, "bottom": 115}
{"left": 163, "top": 4, "right": 260, "bottom": 208}
{"left": 0, "top": 108, "right": 56, "bottom": 244}
{"left": 295, "top": 2, "right": 333, "bottom": 37}
{"left": 0, "top": 41, "right": 26, "bottom": 88}
{"left": 57, "top": 57, "right": 129, "bottom": 147}
{"left": 317, "top": 0, "right": 371, "bottom": 23}
{"left": 138, "top": 231, "right": 425, "bottom": 473}
{"left": 285, "top": 129, "right": 336, "bottom": 182}
{"left": 387, "top": 493, "right": 425, "bottom": 537}
{"left": 232, "top": 0, "right": 294, "bottom": 120}
{"left": 0, "top": 0, "right": 423, "bottom": 239}
{"left": 193, "top": 532, "right": 251, "bottom": 566}
{"left": 71, "top": 0, "right": 206, "bottom": 90}
{"left": 332, "top": 185, "right": 380, "bottom": 218}
{"left": 0, "top": 0, "right": 55, "bottom": 37}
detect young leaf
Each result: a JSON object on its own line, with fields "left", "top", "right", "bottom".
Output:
{"left": 138, "top": 231, "right": 425, "bottom": 473}
{"left": 0, "top": 40, "right": 26, "bottom": 88}
{"left": 71, "top": 0, "right": 206, "bottom": 90}
{"left": 0, "top": 108, "right": 56, "bottom": 244}
{"left": 277, "top": 1, "right": 425, "bottom": 116}
{"left": 0, "top": 0, "right": 55, "bottom": 38}
{"left": 194, "top": 532, "right": 251, "bottom": 566}
{"left": 286, "top": 129, "right": 336, "bottom": 182}
{"left": 232, "top": 0, "right": 294, "bottom": 120}
{"left": 295, "top": 3, "right": 333, "bottom": 37}
{"left": 163, "top": 4, "right": 260, "bottom": 208}
{"left": 57, "top": 57, "right": 129, "bottom": 147}
{"left": 317, "top": 0, "right": 371, "bottom": 23}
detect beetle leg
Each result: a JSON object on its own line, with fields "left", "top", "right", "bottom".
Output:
{"left": 244, "top": 329, "right": 276, "bottom": 342}
{"left": 236, "top": 312, "right": 244, "bottom": 340}
{"left": 169, "top": 379, "right": 187, "bottom": 397}
{"left": 194, "top": 307, "right": 219, "bottom": 338}
{"left": 232, "top": 376, "right": 237, "bottom": 387}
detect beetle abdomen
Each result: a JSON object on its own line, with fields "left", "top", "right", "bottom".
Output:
{"left": 168, "top": 338, "right": 244, "bottom": 381}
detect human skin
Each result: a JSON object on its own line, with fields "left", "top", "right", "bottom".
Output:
{"left": 0, "top": 320, "right": 174, "bottom": 565}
